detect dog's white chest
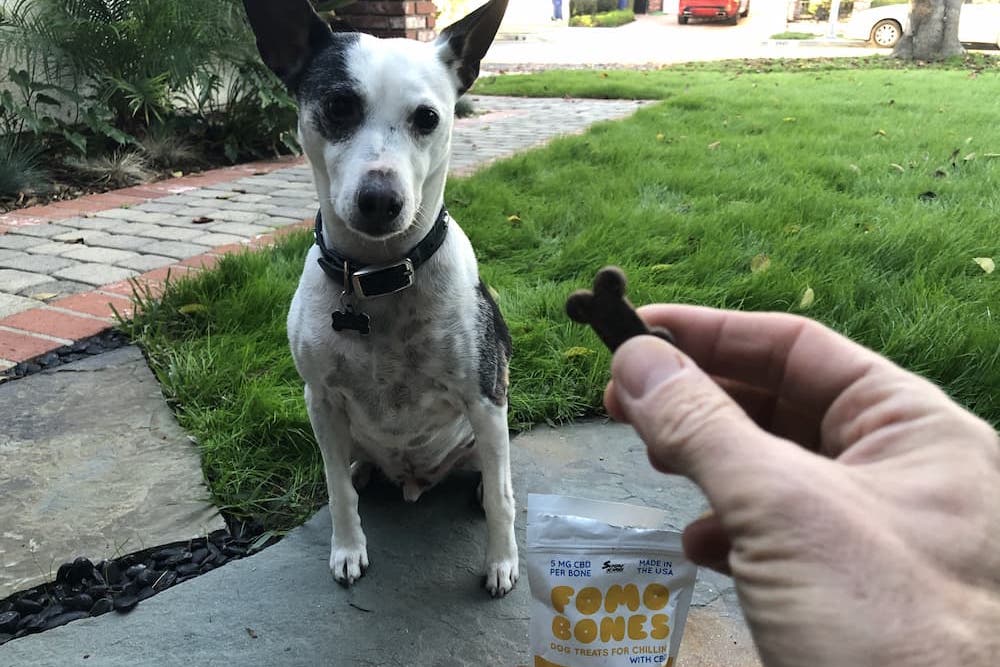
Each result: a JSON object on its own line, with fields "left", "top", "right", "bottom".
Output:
{"left": 288, "top": 252, "right": 481, "bottom": 486}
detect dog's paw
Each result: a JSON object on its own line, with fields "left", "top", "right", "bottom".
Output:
{"left": 330, "top": 544, "right": 369, "bottom": 586}
{"left": 483, "top": 557, "right": 519, "bottom": 597}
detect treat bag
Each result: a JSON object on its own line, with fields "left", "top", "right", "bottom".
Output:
{"left": 527, "top": 494, "right": 697, "bottom": 667}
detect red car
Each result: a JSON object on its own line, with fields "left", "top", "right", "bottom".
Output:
{"left": 678, "top": 0, "right": 749, "bottom": 24}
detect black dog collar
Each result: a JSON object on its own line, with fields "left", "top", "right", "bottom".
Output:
{"left": 313, "top": 207, "right": 449, "bottom": 298}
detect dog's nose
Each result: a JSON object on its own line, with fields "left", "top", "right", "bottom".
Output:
{"left": 356, "top": 174, "right": 403, "bottom": 232}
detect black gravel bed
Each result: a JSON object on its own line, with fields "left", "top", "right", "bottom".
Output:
{"left": 0, "top": 329, "right": 129, "bottom": 382}
{"left": 0, "top": 520, "right": 280, "bottom": 646}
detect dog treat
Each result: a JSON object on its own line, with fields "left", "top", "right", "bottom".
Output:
{"left": 527, "top": 494, "right": 697, "bottom": 667}
{"left": 566, "top": 267, "right": 674, "bottom": 352}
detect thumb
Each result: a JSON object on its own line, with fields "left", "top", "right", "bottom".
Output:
{"left": 611, "top": 335, "right": 803, "bottom": 515}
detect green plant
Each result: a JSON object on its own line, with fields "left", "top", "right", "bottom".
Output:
{"left": 771, "top": 31, "right": 820, "bottom": 39}
{"left": 570, "top": 0, "right": 629, "bottom": 17}
{"left": 67, "top": 149, "right": 153, "bottom": 187}
{"left": 0, "top": 0, "right": 298, "bottom": 169}
{"left": 138, "top": 129, "right": 200, "bottom": 169}
{"left": 570, "top": 9, "right": 635, "bottom": 26}
{"left": 0, "top": 138, "right": 47, "bottom": 197}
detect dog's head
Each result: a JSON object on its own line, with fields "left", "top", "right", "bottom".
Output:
{"left": 244, "top": 0, "right": 507, "bottom": 254}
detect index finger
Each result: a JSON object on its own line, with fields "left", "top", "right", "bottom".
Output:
{"left": 636, "top": 305, "right": 895, "bottom": 418}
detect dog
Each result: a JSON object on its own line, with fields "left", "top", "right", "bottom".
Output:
{"left": 243, "top": 0, "right": 518, "bottom": 596}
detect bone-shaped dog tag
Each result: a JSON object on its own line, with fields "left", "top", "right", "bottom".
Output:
{"left": 332, "top": 308, "right": 371, "bottom": 334}
{"left": 565, "top": 266, "right": 674, "bottom": 352}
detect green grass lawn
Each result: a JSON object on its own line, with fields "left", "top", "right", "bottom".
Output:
{"left": 127, "top": 61, "right": 1000, "bottom": 530}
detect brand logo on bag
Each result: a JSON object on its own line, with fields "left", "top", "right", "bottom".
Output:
{"left": 601, "top": 560, "right": 625, "bottom": 573}
{"left": 549, "top": 583, "right": 672, "bottom": 644}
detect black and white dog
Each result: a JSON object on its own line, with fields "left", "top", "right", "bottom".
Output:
{"left": 243, "top": 0, "right": 517, "bottom": 596}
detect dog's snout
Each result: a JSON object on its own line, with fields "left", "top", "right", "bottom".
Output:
{"left": 356, "top": 171, "right": 403, "bottom": 234}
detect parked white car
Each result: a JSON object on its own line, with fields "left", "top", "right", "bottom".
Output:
{"left": 845, "top": 1, "right": 1000, "bottom": 48}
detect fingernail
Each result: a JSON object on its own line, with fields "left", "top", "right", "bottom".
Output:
{"left": 614, "top": 336, "right": 685, "bottom": 400}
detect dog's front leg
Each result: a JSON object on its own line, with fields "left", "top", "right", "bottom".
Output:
{"left": 305, "top": 384, "right": 368, "bottom": 585}
{"left": 467, "top": 398, "right": 519, "bottom": 597}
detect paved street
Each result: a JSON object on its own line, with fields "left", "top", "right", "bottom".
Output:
{"left": 485, "top": 9, "right": 883, "bottom": 67}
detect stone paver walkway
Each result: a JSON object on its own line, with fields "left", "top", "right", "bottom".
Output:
{"left": 0, "top": 96, "right": 649, "bottom": 371}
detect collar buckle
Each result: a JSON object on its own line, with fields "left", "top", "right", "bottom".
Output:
{"left": 351, "top": 259, "right": 415, "bottom": 298}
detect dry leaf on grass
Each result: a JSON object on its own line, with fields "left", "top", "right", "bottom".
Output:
{"left": 799, "top": 287, "right": 815, "bottom": 309}
{"left": 972, "top": 257, "right": 995, "bottom": 274}
{"left": 750, "top": 254, "right": 771, "bottom": 273}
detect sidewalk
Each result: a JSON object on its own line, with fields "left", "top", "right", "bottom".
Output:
{"left": 1, "top": 422, "right": 760, "bottom": 667}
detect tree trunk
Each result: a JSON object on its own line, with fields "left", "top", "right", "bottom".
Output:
{"left": 893, "top": 0, "right": 964, "bottom": 60}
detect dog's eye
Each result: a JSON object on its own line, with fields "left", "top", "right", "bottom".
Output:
{"left": 412, "top": 106, "right": 439, "bottom": 135}
{"left": 325, "top": 94, "right": 360, "bottom": 122}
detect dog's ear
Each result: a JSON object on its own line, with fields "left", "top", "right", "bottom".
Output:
{"left": 436, "top": 0, "right": 508, "bottom": 95}
{"left": 243, "top": 0, "right": 335, "bottom": 89}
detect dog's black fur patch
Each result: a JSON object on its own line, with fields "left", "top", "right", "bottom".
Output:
{"left": 295, "top": 33, "right": 364, "bottom": 143}
{"left": 476, "top": 280, "right": 511, "bottom": 406}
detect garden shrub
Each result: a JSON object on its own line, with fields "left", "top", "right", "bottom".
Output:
{"left": 0, "top": 0, "right": 298, "bottom": 189}
{"left": 570, "top": 9, "right": 636, "bottom": 26}
{"left": 571, "top": 0, "right": 631, "bottom": 17}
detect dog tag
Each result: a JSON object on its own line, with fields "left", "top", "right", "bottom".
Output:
{"left": 331, "top": 309, "right": 371, "bottom": 334}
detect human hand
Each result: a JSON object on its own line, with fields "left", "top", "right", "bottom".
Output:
{"left": 604, "top": 305, "right": 1000, "bottom": 667}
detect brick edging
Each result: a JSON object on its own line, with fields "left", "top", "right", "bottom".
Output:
{"left": 0, "top": 157, "right": 309, "bottom": 370}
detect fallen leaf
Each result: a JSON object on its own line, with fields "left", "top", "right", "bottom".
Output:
{"left": 874, "top": 129, "right": 887, "bottom": 137}
{"left": 963, "top": 152, "right": 976, "bottom": 162}
{"left": 650, "top": 263, "right": 674, "bottom": 275}
{"left": 600, "top": 72, "right": 609, "bottom": 78}
{"left": 799, "top": 287, "right": 815, "bottom": 309}
{"left": 171, "top": 171, "right": 183, "bottom": 178}
{"left": 563, "top": 346, "right": 594, "bottom": 359}
{"left": 783, "top": 116, "right": 797, "bottom": 123}
{"left": 972, "top": 257, "right": 995, "bottom": 274}
{"left": 889, "top": 163, "right": 904, "bottom": 173}
{"left": 178, "top": 303, "right": 208, "bottom": 315}
{"left": 750, "top": 253, "right": 771, "bottom": 273}
{"left": 849, "top": 164, "right": 861, "bottom": 174}
{"left": 655, "top": 132, "right": 665, "bottom": 142}
{"left": 708, "top": 141, "right": 721, "bottom": 150}
{"left": 30, "top": 292, "right": 59, "bottom": 301}
{"left": 192, "top": 216, "right": 214, "bottom": 224}
{"left": 506, "top": 214, "right": 521, "bottom": 226}
{"left": 246, "top": 627, "right": 258, "bottom": 639}
{"left": 783, "top": 224, "right": 801, "bottom": 234}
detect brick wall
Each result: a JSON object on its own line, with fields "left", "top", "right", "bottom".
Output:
{"left": 336, "top": 0, "right": 438, "bottom": 41}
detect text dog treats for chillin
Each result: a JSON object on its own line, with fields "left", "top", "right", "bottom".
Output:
{"left": 527, "top": 494, "right": 697, "bottom": 667}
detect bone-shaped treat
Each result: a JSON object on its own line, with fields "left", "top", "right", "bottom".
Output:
{"left": 565, "top": 266, "right": 675, "bottom": 352}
